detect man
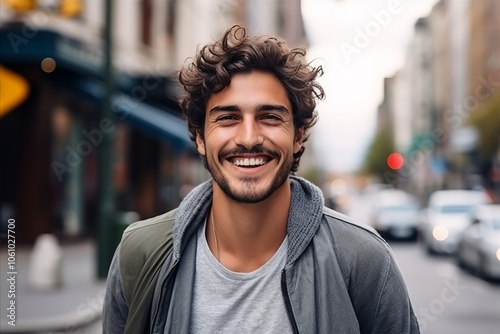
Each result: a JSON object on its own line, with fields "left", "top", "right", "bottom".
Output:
{"left": 103, "top": 25, "right": 420, "bottom": 333}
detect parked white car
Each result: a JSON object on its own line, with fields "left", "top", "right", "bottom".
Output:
{"left": 419, "top": 189, "right": 491, "bottom": 254}
{"left": 457, "top": 204, "right": 500, "bottom": 280}
{"left": 371, "top": 189, "right": 420, "bottom": 240}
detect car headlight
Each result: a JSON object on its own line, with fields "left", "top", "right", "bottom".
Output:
{"left": 432, "top": 225, "right": 449, "bottom": 241}
{"left": 496, "top": 248, "right": 500, "bottom": 261}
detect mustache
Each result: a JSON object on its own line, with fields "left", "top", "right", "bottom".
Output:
{"left": 219, "top": 144, "right": 280, "bottom": 161}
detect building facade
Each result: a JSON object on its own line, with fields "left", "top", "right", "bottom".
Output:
{"left": 378, "top": 0, "right": 500, "bottom": 201}
{"left": 0, "top": 0, "right": 307, "bottom": 245}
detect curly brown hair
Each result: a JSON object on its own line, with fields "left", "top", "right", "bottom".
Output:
{"left": 178, "top": 25, "right": 325, "bottom": 173}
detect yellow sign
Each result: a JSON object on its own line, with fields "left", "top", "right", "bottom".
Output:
{"left": 0, "top": 65, "right": 30, "bottom": 118}
{"left": 2, "top": 0, "right": 81, "bottom": 16}
{"left": 60, "top": 0, "right": 82, "bottom": 17}
{"left": 1, "top": 0, "right": 35, "bottom": 12}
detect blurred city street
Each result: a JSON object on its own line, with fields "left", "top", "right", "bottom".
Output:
{"left": 0, "top": 0, "right": 499, "bottom": 332}
{"left": 391, "top": 241, "right": 500, "bottom": 334}
{"left": 347, "top": 189, "right": 500, "bottom": 333}
{"left": 0, "top": 240, "right": 105, "bottom": 333}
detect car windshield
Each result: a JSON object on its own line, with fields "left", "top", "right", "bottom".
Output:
{"left": 380, "top": 204, "right": 418, "bottom": 213}
{"left": 439, "top": 205, "right": 473, "bottom": 213}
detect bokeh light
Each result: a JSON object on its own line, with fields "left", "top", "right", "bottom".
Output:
{"left": 41, "top": 57, "right": 57, "bottom": 73}
{"left": 387, "top": 152, "right": 404, "bottom": 170}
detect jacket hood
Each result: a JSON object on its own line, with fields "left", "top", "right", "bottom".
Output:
{"left": 172, "top": 176, "right": 325, "bottom": 265}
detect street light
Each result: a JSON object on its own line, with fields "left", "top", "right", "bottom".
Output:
{"left": 97, "top": 0, "right": 115, "bottom": 279}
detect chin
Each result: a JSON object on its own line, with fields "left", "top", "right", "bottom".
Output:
{"left": 225, "top": 190, "right": 273, "bottom": 204}
{"left": 224, "top": 177, "right": 288, "bottom": 204}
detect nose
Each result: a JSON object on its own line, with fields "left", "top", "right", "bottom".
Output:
{"left": 233, "top": 118, "right": 264, "bottom": 148}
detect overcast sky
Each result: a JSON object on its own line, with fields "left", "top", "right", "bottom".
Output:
{"left": 301, "top": 0, "right": 440, "bottom": 174}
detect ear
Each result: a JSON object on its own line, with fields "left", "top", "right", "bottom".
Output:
{"left": 196, "top": 132, "right": 206, "bottom": 156}
{"left": 293, "top": 127, "right": 304, "bottom": 154}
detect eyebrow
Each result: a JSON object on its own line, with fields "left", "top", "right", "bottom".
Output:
{"left": 208, "top": 104, "right": 290, "bottom": 115}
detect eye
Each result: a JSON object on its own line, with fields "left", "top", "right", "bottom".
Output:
{"left": 261, "top": 114, "right": 283, "bottom": 122}
{"left": 216, "top": 114, "right": 238, "bottom": 122}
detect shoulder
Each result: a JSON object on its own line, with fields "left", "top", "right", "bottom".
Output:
{"left": 123, "top": 209, "right": 177, "bottom": 236}
{"left": 319, "top": 207, "right": 393, "bottom": 273}
{"left": 321, "top": 206, "right": 387, "bottom": 246}
{"left": 119, "top": 209, "right": 177, "bottom": 266}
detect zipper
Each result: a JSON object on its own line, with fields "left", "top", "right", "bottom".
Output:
{"left": 281, "top": 268, "right": 300, "bottom": 334}
{"left": 150, "top": 260, "right": 179, "bottom": 333}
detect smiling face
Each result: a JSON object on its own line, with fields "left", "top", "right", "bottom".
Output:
{"left": 196, "top": 71, "right": 304, "bottom": 203}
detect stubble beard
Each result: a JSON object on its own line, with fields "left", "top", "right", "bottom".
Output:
{"left": 206, "top": 152, "right": 293, "bottom": 204}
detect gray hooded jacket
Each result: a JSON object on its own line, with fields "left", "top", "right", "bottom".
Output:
{"left": 103, "top": 177, "right": 420, "bottom": 333}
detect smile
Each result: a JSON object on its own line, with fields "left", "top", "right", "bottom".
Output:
{"left": 230, "top": 157, "right": 269, "bottom": 167}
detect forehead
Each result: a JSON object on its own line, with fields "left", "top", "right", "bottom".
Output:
{"left": 206, "top": 71, "right": 291, "bottom": 112}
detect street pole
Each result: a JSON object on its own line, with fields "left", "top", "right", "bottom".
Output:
{"left": 97, "top": 0, "right": 115, "bottom": 278}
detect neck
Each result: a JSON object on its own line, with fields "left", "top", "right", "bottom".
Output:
{"left": 207, "top": 179, "right": 291, "bottom": 272}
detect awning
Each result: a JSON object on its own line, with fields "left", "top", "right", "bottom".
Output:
{"left": 1, "top": 25, "right": 100, "bottom": 74}
{"left": 0, "top": 24, "right": 192, "bottom": 149}
{"left": 67, "top": 77, "right": 192, "bottom": 149}
{"left": 0, "top": 25, "right": 137, "bottom": 92}
{"left": 112, "top": 94, "right": 192, "bottom": 149}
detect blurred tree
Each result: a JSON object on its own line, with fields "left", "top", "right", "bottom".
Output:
{"left": 467, "top": 94, "right": 500, "bottom": 160}
{"left": 360, "top": 126, "right": 396, "bottom": 182}
{"left": 299, "top": 166, "right": 324, "bottom": 187}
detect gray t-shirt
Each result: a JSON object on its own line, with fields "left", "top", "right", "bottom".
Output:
{"left": 190, "top": 220, "right": 292, "bottom": 334}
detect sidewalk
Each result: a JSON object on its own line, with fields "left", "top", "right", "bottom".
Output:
{"left": 0, "top": 239, "right": 107, "bottom": 333}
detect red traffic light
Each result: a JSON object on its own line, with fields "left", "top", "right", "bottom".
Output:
{"left": 387, "top": 152, "right": 404, "bottom": 170}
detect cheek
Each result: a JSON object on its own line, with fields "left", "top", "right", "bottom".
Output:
{"left": 274, "top": 129, "right": 299, "bottom": 152}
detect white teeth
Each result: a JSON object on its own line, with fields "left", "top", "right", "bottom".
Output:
{"left": 233, "top": 158, "right": 267, "bottom": 166}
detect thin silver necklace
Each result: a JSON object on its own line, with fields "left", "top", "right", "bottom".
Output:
{"left": 210, "top": 210, "right": 220, "bottom": 262}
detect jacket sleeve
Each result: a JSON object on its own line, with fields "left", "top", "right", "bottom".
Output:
{"left": 102, "top": 244, "right": 129, "bottom": 334}
{"left": 368, "top": 253, "right": 420, "bottom": 333}
{"left": 340, "top": 229, "right": 420, "bottom": 334}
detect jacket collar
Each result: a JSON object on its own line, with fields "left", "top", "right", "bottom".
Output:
{"left": 172, "top": 176, "right": 325, "bottom": 265}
